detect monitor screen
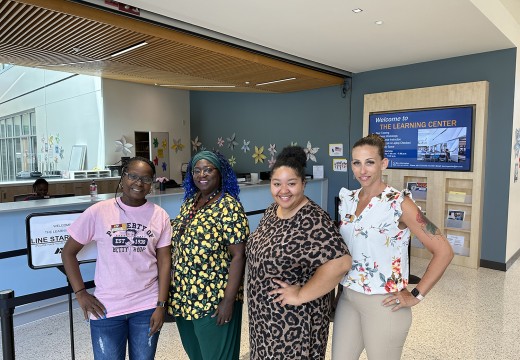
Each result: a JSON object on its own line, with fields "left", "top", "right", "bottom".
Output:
{"left": 368, "top": 105, "right": 474, "bottom": 171}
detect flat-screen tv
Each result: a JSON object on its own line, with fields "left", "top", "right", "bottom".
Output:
{"left": 368, "top": 105, "right": 474, "bottom": 171}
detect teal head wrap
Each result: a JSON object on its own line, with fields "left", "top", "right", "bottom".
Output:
{"left": 191, "top": 151, "right": 222, "bottom": 172}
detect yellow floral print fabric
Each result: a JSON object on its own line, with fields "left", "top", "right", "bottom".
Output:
{"left": 168, "top": 193, "right": 249, "bottom": 319}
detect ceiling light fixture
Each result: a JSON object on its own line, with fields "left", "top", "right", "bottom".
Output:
{"left": 352, "top": 8, "right": 363, "bottom": 13}
{"left": 110, "top": 41, "right": 148, "bottom": 57}
{"left": 159, "top": 84, "right": 236, "bottom": 88}
{"left": 43, "top": 59, "right": 102, "bottom": 67}
{"left": 375, "top": 20, "right": 384, "bottom": 25}
{"left": 256, "top": 77, "right": 296, "bottom": 86}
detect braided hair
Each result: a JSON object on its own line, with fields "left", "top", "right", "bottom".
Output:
{"left": 183, "top": 150, "right": 240, "bottom": 201}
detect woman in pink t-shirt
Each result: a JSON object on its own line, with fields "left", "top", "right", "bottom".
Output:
{"left": 62, "top": 157, "right": 172, "bottom": 360}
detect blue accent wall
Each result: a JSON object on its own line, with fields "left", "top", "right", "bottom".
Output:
{"left": 190, "top": 85, "right": 351, "bottom": 217}
{"left": 190, "top": 48, "right": 516, "bottom": 263}
{"left": 351, "top": 49, "right": 516, "bottom": 263}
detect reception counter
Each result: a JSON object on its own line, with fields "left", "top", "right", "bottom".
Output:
{"left": 0, "top": 177, "right": 122, "bottom": 203}
{"left": 0, "top": 178, "right": 328, "bottom": 298}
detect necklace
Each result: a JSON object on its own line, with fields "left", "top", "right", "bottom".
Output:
{"left": 173, "top": 188, "right": 221, "bottom": 265}
{"left": 186, "top": 188, "right": 221, "bottom": 222}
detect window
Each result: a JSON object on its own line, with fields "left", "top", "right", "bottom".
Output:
{"left": 0, "top": 110, "right": 37, "bottom": 181}
{"left": 0, "top": 63, "right": 13, "bottom": 74}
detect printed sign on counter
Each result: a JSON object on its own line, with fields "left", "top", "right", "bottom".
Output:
{"left": 26, "top": 211, "right": 97, "bottom": 269}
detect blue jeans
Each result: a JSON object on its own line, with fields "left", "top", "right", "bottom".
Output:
{"left": 90, "top": 308, "right": 160, "bottom": 360}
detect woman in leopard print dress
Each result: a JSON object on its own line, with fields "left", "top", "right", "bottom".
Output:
{"left": 246, "top": 146, "right": 351, "bottom": 360}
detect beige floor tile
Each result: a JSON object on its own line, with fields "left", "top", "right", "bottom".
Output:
{"left": 2, "top": 257, "right": 520, "bottom": 359}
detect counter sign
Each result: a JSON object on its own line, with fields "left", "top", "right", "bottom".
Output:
{"left": 26, "top": 211, "right": 97, "bottom": 269}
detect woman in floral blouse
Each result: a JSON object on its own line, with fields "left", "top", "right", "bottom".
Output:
{"left": 332, "top": 134, "right": 453, "bottom": 360}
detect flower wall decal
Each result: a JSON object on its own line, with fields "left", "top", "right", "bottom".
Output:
{"left": 268, "top": 144, "right": 277, "bottom": 156}
{"left": 217, "top": 137, "right": 224, "bottom": 147}
{"left": 304, "top": 141, "right": 319, "bottom": 162}
{"left": 228, "top": 156, "right": 236, "bottom": 167}
{"left": 115, "top": 136, "right": 134, "bottom": 156}
{"left": 58, "top": 146, "right": 64, "bottom": 159}
{"left": 153, "top": 138, "right": 159, "bottom": 148}
{"left": 162, "top": 162, "right": 167, "bottom": 171}
{"left": 241, "top": 139, "right": 250, "bottom": 153}
{"left": 162, "top": 139, "right": 167, "bottom": 149}
{"left": 153, "top": 156, "right": 159, "bottom": 165}
{"left": 171, "top": 138, "right": 185, "bottom": 153}
{"left": 268, "top": 156, "right": 276, "bottom": 169}
{"left": 227, "top": 133, "right": 238, "bottom": 150}
{"left": 252, "top": 146, "right": 267, "bottom": 164}
{"left": 192, "top": 136, "right": 201, "bottom": 151}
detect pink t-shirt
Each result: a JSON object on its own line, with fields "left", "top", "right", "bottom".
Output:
{"left": 68, "top": 198, "right": 171, "bottom": 318}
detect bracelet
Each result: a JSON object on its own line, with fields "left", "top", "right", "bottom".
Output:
{"left": 74, "top": 287, "right": 86, "bottom": 295}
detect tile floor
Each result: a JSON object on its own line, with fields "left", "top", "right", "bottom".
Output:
{"left": 2, "top": 256, "right": 520, "bottom": 359}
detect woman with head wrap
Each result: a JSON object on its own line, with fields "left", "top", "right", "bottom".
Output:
{"left": 168, "top": 150, "right": 249, "bottom": 360}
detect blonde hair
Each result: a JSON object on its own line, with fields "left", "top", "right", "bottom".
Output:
{"left": 353, "top": 134, "right": 386, "bottom": 159}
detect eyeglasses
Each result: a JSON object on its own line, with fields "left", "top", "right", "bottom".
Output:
{"left": 124, "top": 172, "right": 153, "bottom": 184}
{"left": 192, "top": 167, "right": 217, "bottom": 176}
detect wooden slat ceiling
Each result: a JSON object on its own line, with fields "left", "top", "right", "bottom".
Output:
{"left": 0, "top": 0, "right": 346, "bottom": 93}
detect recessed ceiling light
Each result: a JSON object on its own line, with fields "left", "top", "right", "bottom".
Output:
{"left": 159, "top": 84, "right": 236, "bottom": 88}
{"left": 352, "top": 8, "right": 363, "bottom": 13}
{"left": 375, "top": 20, "right": 384, "bottom": 25}
{"left": 245, "top": 81, "right": 250, "bottom": 85}
{"left": 256, "top": 78, "right": 296, "bottom": 86}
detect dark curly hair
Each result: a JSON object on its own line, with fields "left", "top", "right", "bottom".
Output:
{"left": 32, "top": 178, "right": 49, "bottom": 192}
{"left": 183, "top": 150, "right": 240, "bottom": 201}
{"left": 271, "top": 146, "right": 307, "bottom": 181}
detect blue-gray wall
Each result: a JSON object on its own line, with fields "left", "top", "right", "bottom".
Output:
{"left": 190, "top": 48, "right": 516, "bottom": 264}
{"left": 351, "top": 48, "right": 516, "bottom": 264}
{"left": 190, "top": 85, "right": 351, "bottom": 217}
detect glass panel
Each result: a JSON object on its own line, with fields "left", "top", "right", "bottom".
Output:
{"left": 30, "top": 136, "right": 38, "bottom": 171}
{"left": 22, "top": 113, "right": 30, "bottom": 135}
{"left": 6, "top": 139, "right": 14, "bottom": 177}
{"left": 0, "top": 119, "right": 4, "bottom": 138}
{"left": 13, "top": 115, "right": 21, "bottom": 136}
{"left": 14, "top": 138, "right": 22, "bottom": 172}
{"left": 6, "top": 117, "right": 13, "bottom": 137}
{"left": 0, "top": 139, "right": 5, "bottom": 181}
{"left": 30, "top": 112, "right": 36, "bottom": 135}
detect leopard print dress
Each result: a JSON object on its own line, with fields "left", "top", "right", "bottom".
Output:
{"left": 246, "top": 199, "right": 350, "bottom": 360}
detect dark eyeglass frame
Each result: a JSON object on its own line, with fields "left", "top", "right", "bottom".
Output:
{"left": 124, "top": 172, "right": 154, "bottom": 184}
{"left": 191, "top": 167, "right": 217, "bottom": 176}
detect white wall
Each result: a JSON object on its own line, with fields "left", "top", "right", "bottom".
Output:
{"left": 102, "top": 79, "right": 190, "bottom": 183}
{"left": 0, "top": 66, "right": 103, "bottom": 173}
{"left": 472, "top": 0, "right": 520, "bottom": 262}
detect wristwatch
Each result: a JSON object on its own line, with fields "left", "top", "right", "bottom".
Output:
{"left": 411, "top": 288, "right": 425, "bottom": 301}
{"left": 156, "top": 301, "right": 166, "bottom": 307}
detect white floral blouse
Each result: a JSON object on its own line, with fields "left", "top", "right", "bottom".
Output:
{"left": 338, "top": 186, "right": 413, "bottom": 295}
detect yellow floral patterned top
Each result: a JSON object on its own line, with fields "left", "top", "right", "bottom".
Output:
{"left": 168, "top": 193, "right": 249, "bottom": 319}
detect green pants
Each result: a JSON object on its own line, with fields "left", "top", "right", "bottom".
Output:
{"left": 175, "top": 301, "right": 243, "bottom": 360}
